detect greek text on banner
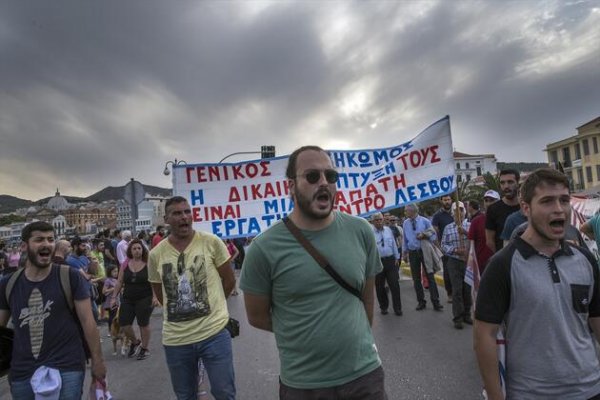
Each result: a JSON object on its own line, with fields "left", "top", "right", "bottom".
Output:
{"left": 172, "top": 115, "right": 456, "bottom": 238}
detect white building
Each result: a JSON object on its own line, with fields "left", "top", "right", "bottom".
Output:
{"left": 52, "top": 215, "right": 67, "bottom": 238}
{"left": 0, "top": 226, "right": 11, "bottom": 243}
{"left": 116, "top": 199, "right": 154, "bottom": 233}
{"left": 453, "top": 151, "right": 497, "bottom": 183}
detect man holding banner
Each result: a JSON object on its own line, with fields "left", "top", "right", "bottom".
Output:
{"left": 240, "top": 145, "right": 387, "bottom": 399}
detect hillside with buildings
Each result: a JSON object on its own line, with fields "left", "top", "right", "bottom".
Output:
{"left": 0, "top": 184, "right": 172, "bottom": 244}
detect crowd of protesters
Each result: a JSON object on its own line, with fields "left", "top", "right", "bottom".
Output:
{"left": 2, "top": 162, "right": 600, "bottom": 399}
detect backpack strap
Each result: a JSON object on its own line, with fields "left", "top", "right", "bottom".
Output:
{"left": 5, "top": 265, "right": 74, "bottom": 312}
{"left": 4, "top": 268, "right": 25, "bottom": 305}
{"left": 58, "top": 265, "right": 74, "bottom": 311}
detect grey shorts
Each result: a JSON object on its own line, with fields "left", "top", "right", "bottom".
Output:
{"left": 279, "top": 366, "right": 387, "bottom": 400}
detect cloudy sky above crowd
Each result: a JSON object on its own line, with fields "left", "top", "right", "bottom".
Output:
{"left": 1, "top": 1, "right": 599, "bottom": 200}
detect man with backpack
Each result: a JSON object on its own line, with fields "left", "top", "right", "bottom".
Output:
{"left": 0, "top": 221, "right": 105, "bottom": 399}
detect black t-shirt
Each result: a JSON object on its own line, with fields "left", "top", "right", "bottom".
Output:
{"left": 0, "top": 265, "right": 90, "bottom": 381}
{"left": 485, "top": 200, "right": 520, "bottom": 251}
{"left": 431, "top": 209, "right": 454, "bottom": 240}
{"left": 123, "top": 263, "right": 153, "bottom": 300}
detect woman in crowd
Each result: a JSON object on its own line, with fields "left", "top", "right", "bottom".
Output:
{"left": 111, "top": 238, "right": 158, "bottom": 360}
{"left": 6, "top": 245, "right": 21, "bottom": 273}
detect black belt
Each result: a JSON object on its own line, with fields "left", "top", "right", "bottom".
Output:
{"left": 408, "top": 249, "right": 422, "bottom": 253}
{"left": 381, "top": 256, "right": 395, "bottom": 260}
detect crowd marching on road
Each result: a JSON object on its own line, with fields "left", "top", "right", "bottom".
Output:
{"left": 1, "top": 155, "right": 600, "bottom": 399}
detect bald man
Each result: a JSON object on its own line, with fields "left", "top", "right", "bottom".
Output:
{"left": 52, "top": 239, "right": 72, "bottom": 265}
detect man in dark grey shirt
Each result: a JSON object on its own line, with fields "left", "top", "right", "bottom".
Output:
{"left": 474, "top": 168, "right": 600, "bottom": 400}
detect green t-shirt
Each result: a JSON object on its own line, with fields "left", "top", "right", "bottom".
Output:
{"left": 239, "top": 211, "right": 383, "bottom": 389}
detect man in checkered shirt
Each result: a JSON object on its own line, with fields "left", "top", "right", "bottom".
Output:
{"left": 441, "top": 201, "right": 471, "bottom": 329}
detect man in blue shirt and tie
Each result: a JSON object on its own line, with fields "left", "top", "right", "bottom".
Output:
{"left": 402, "top": 203, "right": 444, "bottom": 311}
{"left": 371, "top": 212, "right": 402, "bottom": 316}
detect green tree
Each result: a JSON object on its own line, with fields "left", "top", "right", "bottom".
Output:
{"left": 0, "top": 214, "right": 26, "bottom": 227}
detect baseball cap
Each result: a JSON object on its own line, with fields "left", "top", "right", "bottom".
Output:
{"left": 30, "top": 366, "right": 61, "bottom": 400}
{"left": 484, "top": 190, "right": 500, "bottom": 200}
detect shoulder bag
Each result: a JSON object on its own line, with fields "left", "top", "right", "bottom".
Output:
{"left": 282, "top": 217, "right": 363, "bottom": 302}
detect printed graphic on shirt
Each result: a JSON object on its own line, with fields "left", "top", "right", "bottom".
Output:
{"left": 162, "top": 253, "right": 210, "bottom": 322}
{"left": 18, "top": 288, "right": 52, "bottom": 359}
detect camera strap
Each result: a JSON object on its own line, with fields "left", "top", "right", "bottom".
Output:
{"left": 282, "top": 216, "right": 363, "bottom": 302}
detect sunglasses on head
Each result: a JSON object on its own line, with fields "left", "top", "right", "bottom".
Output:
{"left": 296, "top": 169, "right": 339, "bottom": 184}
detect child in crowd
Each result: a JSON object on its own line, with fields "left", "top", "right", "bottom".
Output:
{"left": 103, "top": 266, "right": 120, "bottom": 335}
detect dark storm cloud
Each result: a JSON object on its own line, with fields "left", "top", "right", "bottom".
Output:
{"left": 1, "top": 1, "right": 598, "bottom": 199}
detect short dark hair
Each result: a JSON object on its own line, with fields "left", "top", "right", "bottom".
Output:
{"left": 21, "top": 221, "right": 54, "bottom": 242}
{"left": 285, "top": 146, "right": 328, "bottom": 179}
{"left": 126, "top": 238, "right": 149, "bottom": 262}
{"left": 468, "top": 200, "right": 480, "bottom": 210}
{"left": 106, "top": 264, "right": 118, "bottom": 277}
{"left": 520, "top": 168, "right": 570, "bottom": 204}
{"left": 499, "top": 169, "right": 520, "bottom": 183}
{"left": 165, "top": 196, "right": 189, "bottom": 215}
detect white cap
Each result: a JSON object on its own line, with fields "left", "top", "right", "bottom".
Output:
{"left": 451, "top": 201, "right": 465, "bottom": 213}
{"left": 484, "top": 190, "right": 500, "bottom": 200}
{"left": 30, "top": 366, "right": 61, "bottom": 400}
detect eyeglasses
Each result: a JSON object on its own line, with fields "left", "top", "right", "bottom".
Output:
{"left": 483, "top": 198, "right": 495, "bottom": 203}
{"left": 294, "top": 169, "right": 339, "bottom": 184}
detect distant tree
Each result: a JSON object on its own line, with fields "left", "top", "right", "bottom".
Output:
{"left": 0, "top": 214, "right": 26, "bottom": 227}
{"left": 481, "top": 172, "right": 501, "bottom": 193}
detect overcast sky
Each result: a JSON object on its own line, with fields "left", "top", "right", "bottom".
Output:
{"left": 1, "top": 1, "right": 599, "bottom": 200}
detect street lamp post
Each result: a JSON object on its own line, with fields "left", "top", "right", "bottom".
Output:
{"left": 163, "top": 158, "right": 187, "bottom": 176}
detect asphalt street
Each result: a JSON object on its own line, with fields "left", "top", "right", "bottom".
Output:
{"left": 1, "top": 277, "right": 483, "bottom": 399}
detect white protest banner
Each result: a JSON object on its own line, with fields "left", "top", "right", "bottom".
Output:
{"left": 173, "top": 115, "right": 455, "bottom": 238}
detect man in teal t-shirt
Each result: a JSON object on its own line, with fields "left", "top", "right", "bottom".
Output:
{"left": 580, "top": 213, "right": 600, "bottom": 250}
{"left": 240, "top": 145, "right": 386, "bottom": 399}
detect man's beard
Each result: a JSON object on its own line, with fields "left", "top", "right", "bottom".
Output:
{"left": 28, "top": 247, "right": 52, "bottom": 269}
{"left": 294, "top": 188, "right": 334, "bottom": 220}
{"left": 504, "top": 188, "right": 518, "bottom": 200}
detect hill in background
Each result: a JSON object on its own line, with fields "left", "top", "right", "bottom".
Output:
{"left": 0, "top": 184, "right": 172, "bottom": 214}
{"left": 0, "top": 195, "right": 34, "bottom": 214}
{"left": 86, "top": 184, "right": 171, "bottom": 203}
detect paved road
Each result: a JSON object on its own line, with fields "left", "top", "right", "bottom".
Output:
{"left": 1, "top": 278, "right": 483, "bottom": 399}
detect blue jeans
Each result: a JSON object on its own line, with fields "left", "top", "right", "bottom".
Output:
{"left": 11, "top": 370, "right": 84, "bottom": 400}
{"left": 164, "top": 328, "right": 236, "bottom": 400}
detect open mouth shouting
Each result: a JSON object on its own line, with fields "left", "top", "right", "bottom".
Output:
{"left": 549, "top": 217, "right": 566, "bottom": 235}
{"left": 38, "top": 247, "right": 52, "bottom": 261}
{"left": 314, "top": 189, "right": 333, "bottom": 210}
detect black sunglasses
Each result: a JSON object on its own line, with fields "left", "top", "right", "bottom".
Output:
{"left": 295, "top": 169, "right": 339, "bottom": 184}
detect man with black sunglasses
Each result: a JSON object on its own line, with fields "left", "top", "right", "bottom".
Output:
{"left": 241, "top": 145, "right": 387, "bottom": 399}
